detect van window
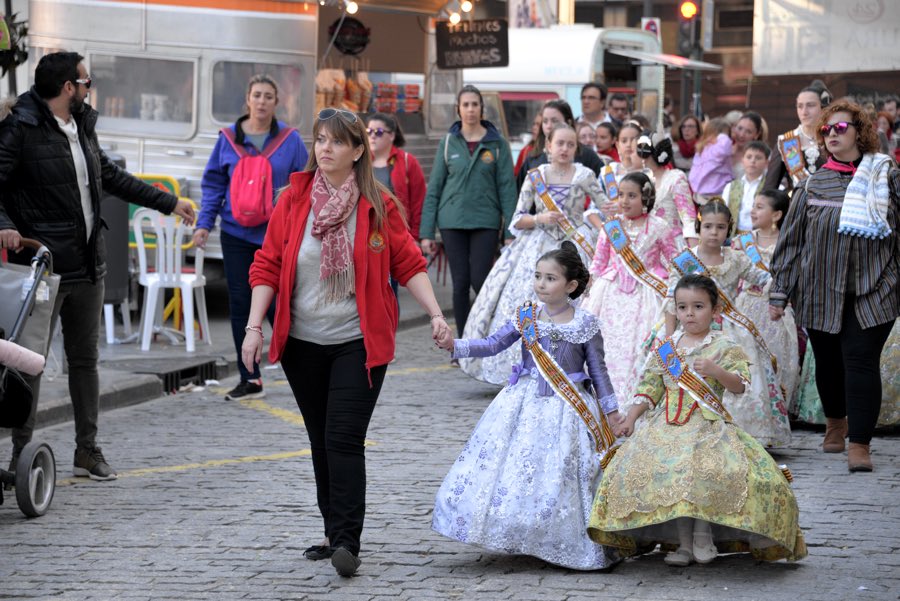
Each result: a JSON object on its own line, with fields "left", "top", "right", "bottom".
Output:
{"left": 498, "top": 93, "right": 558, "bottom": 144}
{"left": 212, "top": 62, "right": 305, "bottom": 126}
{"left": 91, "top": 54, "right": 196, "bottom": 139}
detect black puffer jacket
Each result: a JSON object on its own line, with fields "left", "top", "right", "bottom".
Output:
{"left": 0, "top": 88, "right": 178, "bottom": 283}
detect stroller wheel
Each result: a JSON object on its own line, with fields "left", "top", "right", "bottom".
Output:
{"left": 15, "top": 441, "right": 56, "bottom": 517}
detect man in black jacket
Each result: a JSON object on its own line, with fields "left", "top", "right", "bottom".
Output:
{"left": 0, "top": 51, "right": 195, "bottom": 480}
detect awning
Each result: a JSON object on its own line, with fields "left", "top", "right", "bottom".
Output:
{"left": 357, "top": 0, "right": 447, "bottom": 15}
{"left": 608, "top": 49, "right": 723, "bottom": 72}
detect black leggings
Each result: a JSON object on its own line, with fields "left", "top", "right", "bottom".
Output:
{"left": 280, "top": 337, "right": 387, "bottom": 555}
{"left": 440, "top": 228, "right": 498, "bottom": 336}
{"left": 806, "top": 298, "right": 894, "bottom": 445}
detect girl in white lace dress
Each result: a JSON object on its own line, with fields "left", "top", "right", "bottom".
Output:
{"left": 433, "top": 242, "right": 621, "bottom": 570}
{"left": 460, "top": 124, "right": 608, "bottom": 385}
{"left": 733, "top": 190, "right": 801, "bottom": 410}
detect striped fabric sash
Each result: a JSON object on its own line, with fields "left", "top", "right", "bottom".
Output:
{"left": 737, "top": 233, "right": 769, "bottom": 272}
{"left": 516, "top": 302, "right": 620, "bottom": 468}
{"left": 653, "top": 337, "right": 732, "bottom": 422}
{"left": 671, "top": 248, "right": 779, "bottom": 372}
{"left": 603, "top": 219, "right": 668, "bottom": 298}
{"left": 528, "top": 168, "right": 595, "bottom": 258}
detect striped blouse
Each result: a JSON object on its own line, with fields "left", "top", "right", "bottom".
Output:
{"left": 770, "top": 165, "right": 900, "bottom": 333}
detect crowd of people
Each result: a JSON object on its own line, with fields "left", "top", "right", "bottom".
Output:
{"left": 1, "top": 51, "right": 897, "bottom": 579}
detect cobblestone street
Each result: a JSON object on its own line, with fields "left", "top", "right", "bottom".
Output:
{"left": 1, "top": 324, "right": 898, "bottom": 601}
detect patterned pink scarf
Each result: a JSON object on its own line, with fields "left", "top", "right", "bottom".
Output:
{"left": 310, "top": 169, "right": 360, "bottom": 303}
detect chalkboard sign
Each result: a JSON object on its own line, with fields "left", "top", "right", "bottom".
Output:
{"left": 435, "top": 19, "right": 509, "bottom": 69}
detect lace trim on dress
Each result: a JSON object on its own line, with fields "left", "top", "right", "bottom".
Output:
{"left": 530, "top": 306, "right": 603, "bottom": 344}
{"left": 455, "top": 338, "right": 471, "bottom": 358}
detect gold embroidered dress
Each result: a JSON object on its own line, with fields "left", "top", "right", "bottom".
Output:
{"left": 587, "top": 331, "right": 807, "bottom": 562}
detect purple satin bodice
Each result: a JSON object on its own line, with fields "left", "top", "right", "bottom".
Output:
{"left": 452, "top": 314, "right": 619, "bottom": 415}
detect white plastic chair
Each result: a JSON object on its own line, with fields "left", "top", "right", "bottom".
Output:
{"left": 132, "top": 207, "right": 210, "bottom": 352}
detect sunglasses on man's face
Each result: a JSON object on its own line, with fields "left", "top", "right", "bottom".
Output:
{"left": 820, "top": 121, "right": 854, "bottom": 136}
{"left": 75, "top": 77, "right": 92, "bottom": 89}
{"left": 318, "top": 107, "right": 358, "bottom": 124}
{"left": 367, "top": 127, "right": 391, "bottom": 137}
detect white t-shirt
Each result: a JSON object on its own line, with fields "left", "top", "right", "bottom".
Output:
{"left": 54, "top": 115, "right": 93, "bottom": 240}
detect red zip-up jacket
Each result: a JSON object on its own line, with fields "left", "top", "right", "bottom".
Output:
{"left": 386, "top": 146, "right": 426, "bottom": 239}
{"left": 249, "top": 170, "right": 427, "bottom": 373}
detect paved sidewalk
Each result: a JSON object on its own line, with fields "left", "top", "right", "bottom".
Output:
{"left": 0, "top": 263, "right": 454, "bottom": 438}
{"left": 0, "top": 323, "right": 897, "bottom": 600}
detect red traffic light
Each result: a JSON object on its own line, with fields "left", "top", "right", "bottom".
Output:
{"left": 679, "top": 0, "right": 699, "bottom": 20}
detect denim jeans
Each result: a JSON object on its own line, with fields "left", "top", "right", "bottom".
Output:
{"left": 13, "top": 278, "right": 105, "bottom": 451}
{"left": 280, "top": 336, "right": 387, "bottom": 555}
{"left": 220, "top": 231, "right": 275, "bottom": 381}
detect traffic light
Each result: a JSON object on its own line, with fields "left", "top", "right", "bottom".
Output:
{"left": 677, "top": 0, "right": 700, "bottom": 57}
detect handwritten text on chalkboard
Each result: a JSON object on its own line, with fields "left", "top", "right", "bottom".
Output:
{"left": 435, "top": 19, "right": 509, "bottom": 69}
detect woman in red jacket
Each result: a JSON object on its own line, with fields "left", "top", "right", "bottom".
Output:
{"left": 365, "top": 112, "right": 427, "bottom": 302}
{"left": 243, "top": 108, "right": 450, "bottom": 577}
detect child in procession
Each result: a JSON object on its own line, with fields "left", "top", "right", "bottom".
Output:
{"left": 733, "top": 189, "right": 801, "bottom": 411}
{"left": 582, "top": 172, "right": 678, "bottom": 404}
{"left": 459, "top": 123, "right": 609, "bottom": 385}
{"left": 721, "top": 141, "right": 770, "bottom": 235}
{"left": 587, "top": 275, "right": 807, "bottom": 566}
{"left": 662, "top": 201, "right": 791, "bottom": 447}
{"left": 433, "top": 242, "right": 622, "bottom": 571}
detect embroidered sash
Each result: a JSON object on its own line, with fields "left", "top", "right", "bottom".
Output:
{"left": 527, "top": 169, "right": 595, "bottom": 258}
{"left": 670, "top": 248, "right": 778, "bottom": 372}
{"left": 778, "top": 130, "right": 809, "bottom": 184}
{"left": 602, "top": 165, "right": 619, "bottom": 200}
{"left": 516, "top": 302, "right": 620, "bottom": 468}
{"left": 602, "top": 219, "right": 668, "bottom": 298}
{"left": 737, "top": 233, "right": 770, "bottom": 273}
{"left": 653, "top": 337, "right": 732, "bottom": 422}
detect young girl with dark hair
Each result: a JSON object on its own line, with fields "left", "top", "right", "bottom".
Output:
{"left": 733, "top": 189, "right": 801, "bottom": 412}
{"left": 583, "top": 172, "right": 677, "bottom": 401}
{"left": 588, "top": 274, "right": 806, "bottom": 567}
{"left": 460, "top": 124, "right": 609, "bottom": 384}
{"left": 661, "top": 201, "right": 791, "bottom": 447}
{"left": 433, "top": 241, "right": 622, "bottom": 570}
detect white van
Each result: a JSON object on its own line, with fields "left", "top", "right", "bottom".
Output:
{"left": 27, "top": 0, "right": 318, "bottom": 259}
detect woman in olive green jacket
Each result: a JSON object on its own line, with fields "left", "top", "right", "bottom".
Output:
{"left": 420, "top": 85, "right": 517, "bottom": 339}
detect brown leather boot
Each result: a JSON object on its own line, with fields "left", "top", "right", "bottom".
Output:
{"left": 822, "top": 417, "right": 848, "bottom": 453}
{"left": 848, "top": 443, "right": 873, "bottom": 472}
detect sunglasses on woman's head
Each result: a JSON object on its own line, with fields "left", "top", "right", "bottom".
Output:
{"left": 317, "top": 108, "right": 358, "bottom": 124}
{"left": 820, "top": 121, "right": 854, "bottom": 136}
{"left": 367, "top": 127, "right": 390, "bottom": 137}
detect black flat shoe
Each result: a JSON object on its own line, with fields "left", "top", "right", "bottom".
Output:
{"left": 331, "top": 546, "right": 361, "bottom": 577}
{"left": 303, "top": 544, "right": 334, "bottom": 560}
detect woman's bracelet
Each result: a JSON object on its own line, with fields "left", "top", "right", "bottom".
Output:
{"left": 430, "top": 314, "right": 445, "bottom": 321}
{"left": 244, "top": 325, "right": 264, "bottom": 339}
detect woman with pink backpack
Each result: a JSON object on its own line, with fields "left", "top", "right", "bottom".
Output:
{"left": 193, "top": 74, "right": 308, "bottom": 401}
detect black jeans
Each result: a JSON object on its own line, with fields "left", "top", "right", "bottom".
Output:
{"left": 440, "top": 228, "right": 498, "bottom": 336}
{"left": 13, "top": 278, "right": 105, "bottom": 451}
{"left": 806, "top": 297, "right": 894, "bottom": 445}
{"left": 280, "top": 336, "right": 387, "bottom": 556}
{"left": 220, "top": 231, "right": 275, "bottom": 381}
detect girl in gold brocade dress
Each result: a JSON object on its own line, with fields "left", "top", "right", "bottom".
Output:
{"left": 588, "top": 275, "right": 806, "bottom": 566}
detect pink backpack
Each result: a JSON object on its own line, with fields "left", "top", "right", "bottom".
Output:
{"left": 220, "top": 126, "right": 296, "bottom": 227}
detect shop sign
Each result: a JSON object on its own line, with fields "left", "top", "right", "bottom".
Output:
{"left": 329, "top": 17, "right": 370, "bottom": 56}
{"left": 435, "top": 18, "right": 509, "bottom": 69}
